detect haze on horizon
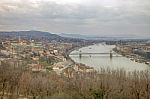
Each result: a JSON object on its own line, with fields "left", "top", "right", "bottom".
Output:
{"left": 0, "top": 0, "right": 150, "bottom": 37}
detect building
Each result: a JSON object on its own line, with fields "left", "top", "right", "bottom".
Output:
{"left": 145, "top": 51, "right": 150, "bottom": 59}
{"left": 27, "top": 64, "right": 46, "bottom": 72}
{"left": 62, "top": 67, "right": 75, "bottom": 78}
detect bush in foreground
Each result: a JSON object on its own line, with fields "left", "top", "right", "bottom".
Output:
{"left": 0, "top": 63, "right": 150, "bottom": 99}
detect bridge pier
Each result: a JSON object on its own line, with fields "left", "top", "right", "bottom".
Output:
{"left": 79, "top": 50, "right": 82, "bottom": 58}
{"left": 110, "top": 51, "right": 113, "bottom": 58}
{"left": 79, "top": 53, "right": 82, "bottom": 58}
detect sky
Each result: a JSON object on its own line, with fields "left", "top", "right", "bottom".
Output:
{"left": 0, "top": 0, "right": 150, "bottom": 37}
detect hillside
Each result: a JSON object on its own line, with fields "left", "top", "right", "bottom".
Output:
{"left": 0, "top": 31, "right": 84, "bottom": 42}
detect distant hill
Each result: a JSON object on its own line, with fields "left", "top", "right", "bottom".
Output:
{"left": 59, "top": 33, "right": 150, "bottom": 41}
{"left": 59, "top": 33, "right": 100, "bottom": 40}
{"left": 59, "top": 33, "right": 88, "bottom": 39}
{"left": 0, "top": 31, "right": 84, "bottom": 42}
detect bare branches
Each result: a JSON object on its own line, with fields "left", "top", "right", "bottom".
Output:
{"left": 1, "top": 62, "right": 150, "bottom": 99}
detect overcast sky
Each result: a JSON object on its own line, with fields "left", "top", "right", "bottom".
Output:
{"left": 0, "top": 0, "right": 150, "bottom": 37}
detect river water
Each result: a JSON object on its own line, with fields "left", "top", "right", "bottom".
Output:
{"left": 70, "top": 43, "right": 150, "bottom": 72}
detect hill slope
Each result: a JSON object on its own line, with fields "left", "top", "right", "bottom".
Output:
{"left": 0, "top": 31, "right": 83, "bottom": 42}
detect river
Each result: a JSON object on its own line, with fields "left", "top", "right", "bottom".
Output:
{"left": 69, "top": 43, "right": 150, "bottom": 72}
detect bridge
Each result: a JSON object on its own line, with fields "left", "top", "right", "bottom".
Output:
{"left": 70, "top": 52, "right": 116, "bottom": 55}
{"left": 70, "top": 52, "right": 121, "bottom": 58}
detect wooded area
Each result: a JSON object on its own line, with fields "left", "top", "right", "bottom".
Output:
{"left": 0, "top": 62, "right": 150, "bottom": 99}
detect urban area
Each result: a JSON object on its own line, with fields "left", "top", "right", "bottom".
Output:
{"left": 0, "top": 31, "right": 150, "bottom": 99}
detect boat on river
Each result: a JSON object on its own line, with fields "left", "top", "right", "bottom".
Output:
{"left": 145, "top": 62, "right": 150, "bottom": 65}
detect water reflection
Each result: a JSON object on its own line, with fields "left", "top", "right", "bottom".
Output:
{"left": 70, "top": 44, "right": 149, "bottom": 72}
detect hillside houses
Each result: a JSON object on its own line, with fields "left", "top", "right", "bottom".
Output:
{"left": 27, "top": 64, "right": 47, "bottom": 72}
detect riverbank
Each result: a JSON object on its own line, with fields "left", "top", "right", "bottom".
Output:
{"left": 64, "top": 43, "right": 95, "bottom": 72}
{"left": 69, "top": 43, "right": 149, "bottom": 72}
{"left": 65, "top": 42, "right": 95, "bottom": 63}
{"left": 113, "top": 46, "right": 150, "bottom": 66}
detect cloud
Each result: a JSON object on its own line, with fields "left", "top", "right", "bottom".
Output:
{"left": 0, "top": 0, "right": 150, "bottom": 36}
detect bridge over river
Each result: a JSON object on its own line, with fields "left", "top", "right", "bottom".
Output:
{"left": 70, "top": 51, "right": 121, "bottom": 58}
{"left": 69, "top": 44, "right": 149, "bottom": 72}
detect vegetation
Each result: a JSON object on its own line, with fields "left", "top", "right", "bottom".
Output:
{"left": 1, "top": 62, "right": 150, "bottom": 99}
{"left": 39, "top": 56, "right": 58, "bottom": 66}
{"left": 0, "top": 31, "right": 85, "bottom": 43}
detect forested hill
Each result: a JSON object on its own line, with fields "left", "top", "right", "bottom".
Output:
{"left": 0, "top": 31, "right": 84, "bottom": 42}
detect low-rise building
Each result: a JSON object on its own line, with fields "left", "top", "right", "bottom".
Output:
{"left": 62, "top": 67, "right": 75, "bottom": 78}
{"left": 74, "top": 63, "right": 94, "bottom": 73}
{"left": 145, "top": 51, "right": 150, "bottom": 59}
{"left": 27, "top": 64, "right": 46, "bottom": 72}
